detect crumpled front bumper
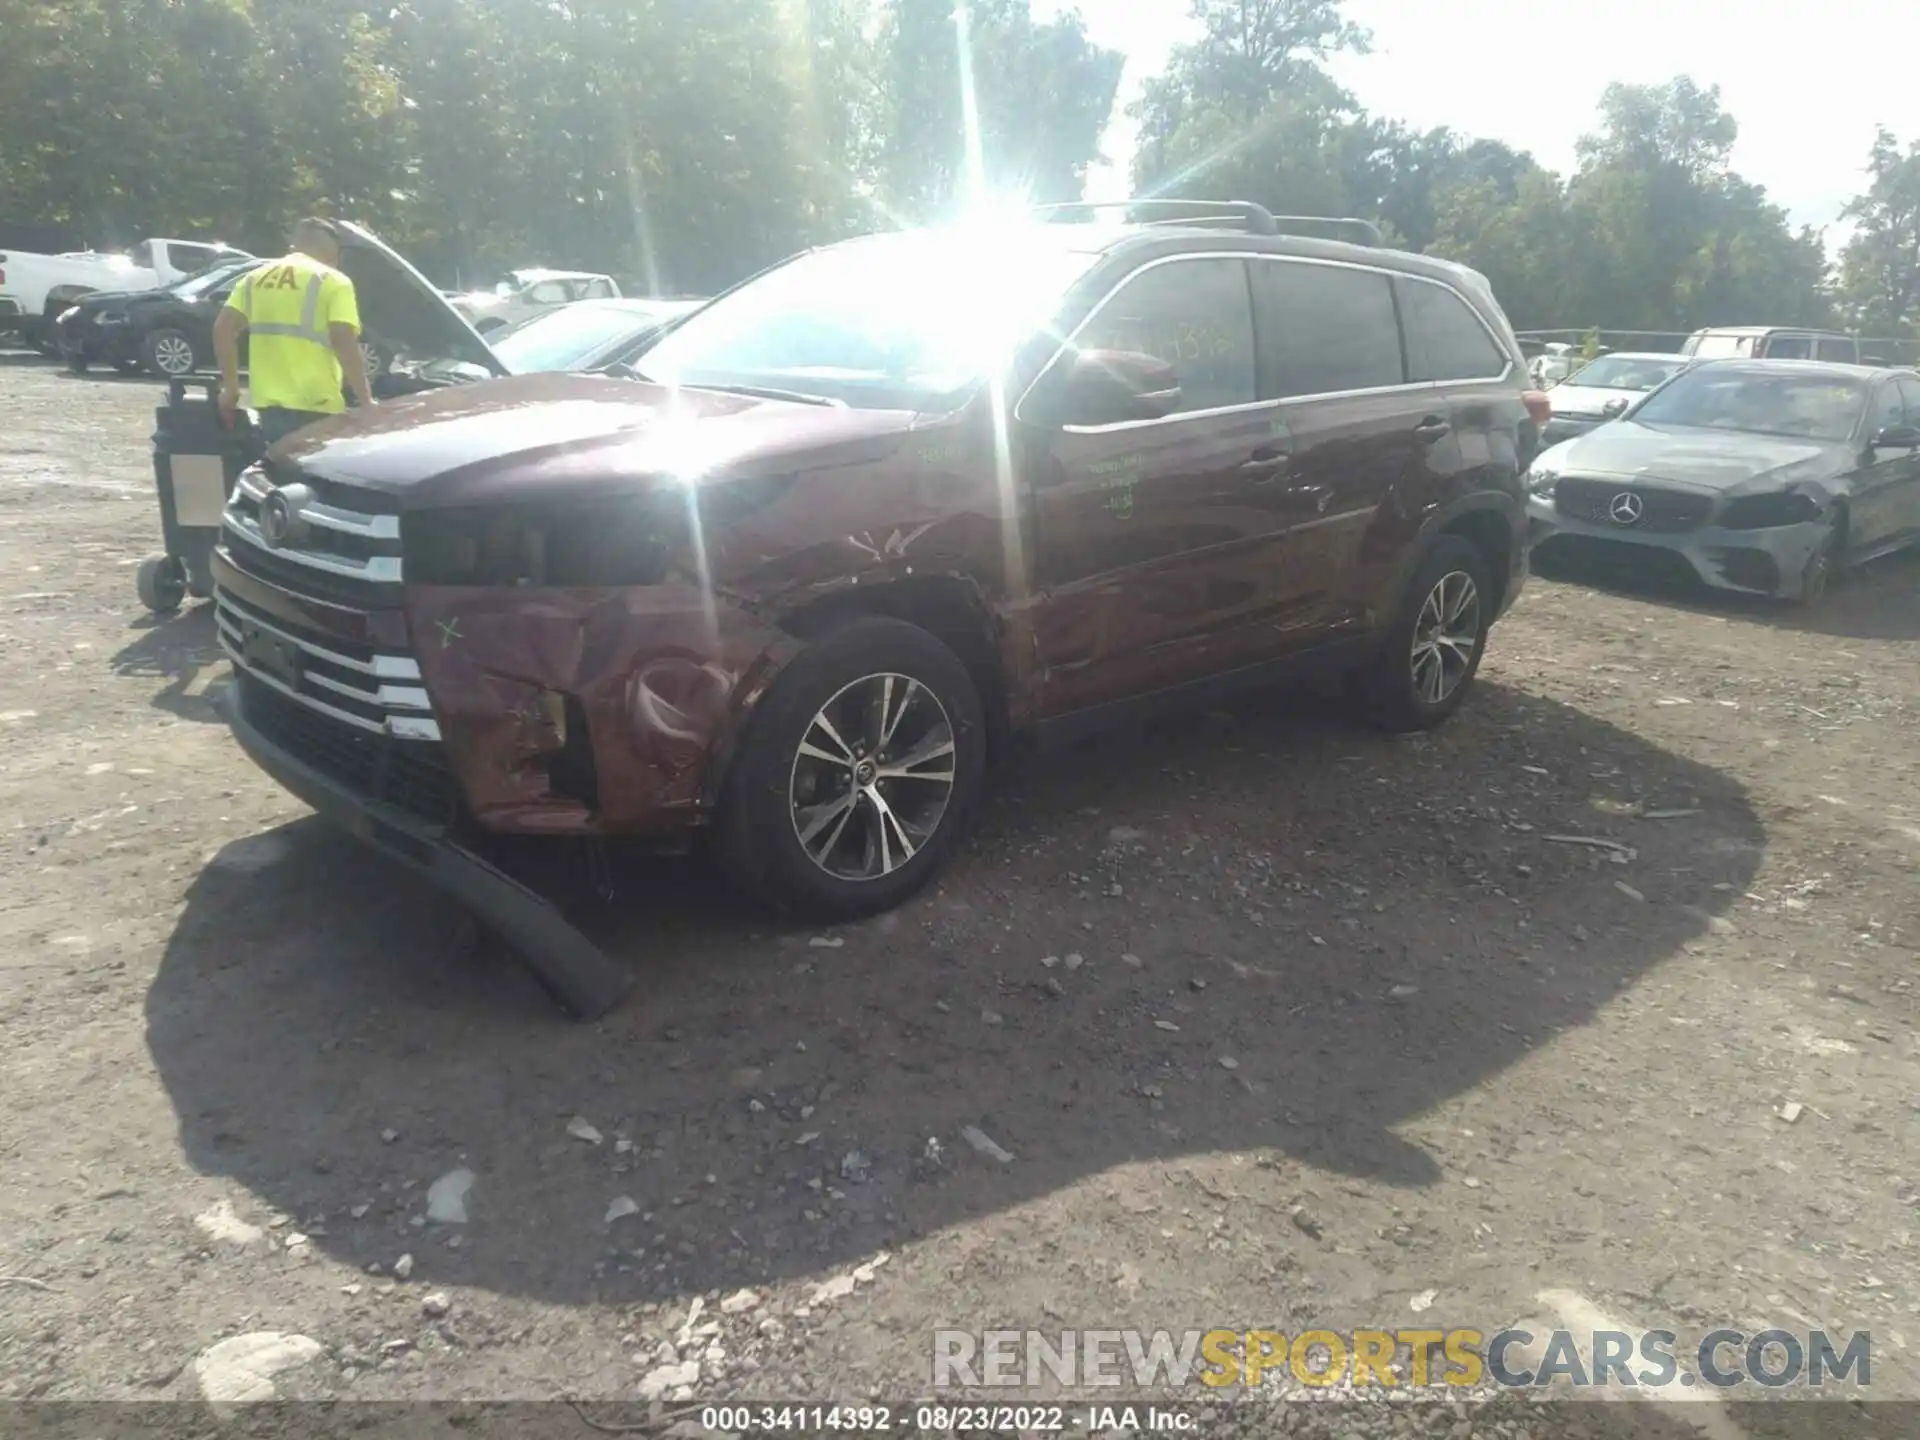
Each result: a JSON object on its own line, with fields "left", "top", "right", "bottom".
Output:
{"left": 1526, "top": 495, "right": 1829, "bottom": 599}
{"left": 222, "top": 675, "right": 635, "bottom": 1019}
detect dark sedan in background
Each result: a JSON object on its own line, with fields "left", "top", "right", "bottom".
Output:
{"left": 1527, "top": 361, "right": 1920, "bottom": 603}
{"left": 56, "top": 255, "right": 260, "bottom": 376}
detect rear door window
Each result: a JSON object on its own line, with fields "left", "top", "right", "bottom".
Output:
{"left": 1764, "top": 335, "right": 1813, "bottom": 360}
{"left": 526, "top": 280, "right": 570, "bottom": 305}
{"left": 1072, "top": 257, "right": 1255, "bottom": 415}
{"left": 1397, "top": 277, "right": 1508, "bottom": 382}
{"left": 1815, "top": 336, "right": 1858, "bottom": 362}
{"left": 1251, "top": 259, "right": 1404, "bottom": 398}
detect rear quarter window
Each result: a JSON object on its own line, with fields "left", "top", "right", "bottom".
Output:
{"left": 1252, "top": 259, "right": 1404, "bottom": 398}
{"left": 1396, "top": 277, "right": 1508, "bottom": 383}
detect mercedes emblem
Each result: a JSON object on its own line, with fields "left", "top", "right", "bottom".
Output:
{"left": 1608, "top": 491, "right": 1645, "bottom": 526}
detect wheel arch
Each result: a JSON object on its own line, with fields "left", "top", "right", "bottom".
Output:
{"left": 700, "top": 573, "right": 1012, "bottom": 812}
{"left": 1386, "top": 493, "right": 1520, "bottom": 621}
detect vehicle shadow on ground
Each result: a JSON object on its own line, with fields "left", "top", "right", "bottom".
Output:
{"left": 1535, "top": 546, "right": 1920, "bottom": 642}
{"left": 109, "top": 603, "right": 227, "bottom": 723}
{"left": 144, "top": 679, "right": 1763, "bottom": 1308}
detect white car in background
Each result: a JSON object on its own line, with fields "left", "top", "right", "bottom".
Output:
{"left": 1540, "top": 351, "right": 1698, "bottom": 446}
{"left": 452, "top": 268, "right": 621, "bottom": 334}
{"left": 0, "top": 237, "right": 250, "bottom": 351}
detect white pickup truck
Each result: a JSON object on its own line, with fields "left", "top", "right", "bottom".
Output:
{"left": 0, "top": 237, "right": 251, "bottom": 350}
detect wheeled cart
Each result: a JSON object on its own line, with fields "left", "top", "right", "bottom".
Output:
{"left": 139, "top": 378, "right": 258, "bottom": 614}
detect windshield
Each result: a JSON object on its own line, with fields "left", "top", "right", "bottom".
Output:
{"left": 172, "top": 259, "right": 255, "bottom": 299}
{"left": 1565, "top": 356, "right": 1686, "bottom": 392}
{"left": 491, "top": 303, "right": 669, "bottom": 373}
{"left": 1629, "top": 366, "right": 1865, "bottom": 441}
{"left": 635, "top": 228, "right": 1105, "bottom": 410}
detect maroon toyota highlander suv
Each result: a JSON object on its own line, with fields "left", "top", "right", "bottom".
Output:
{"left": 210, "top": 201, "right": 1547, "bottom": 1014}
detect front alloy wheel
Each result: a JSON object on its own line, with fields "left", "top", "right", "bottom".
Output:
{"left": 1409, "top": 570, "right": 1481, "bottom": 706}
{"left": 788, "top": 673, "right": 957, "bottom": 881}
{"left": 717, "top": 615, "right": 985, "bottom": 918}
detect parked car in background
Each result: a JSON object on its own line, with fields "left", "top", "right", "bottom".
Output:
{"left": 452, "top": 269, "right": 621, "bottom": 334}
{"left": 1682, "top": 327, "right": 1859, "bottom": 363}
{"left": 61, "top": 236, "right": 479, "bottom": 380}
{"left": 1528, "top": 343, "right": 1590, "bottom": 387}
{"left": 56, "top": 255, "right": 262, "bottom": 375}
{"left": 0, "top": 237, "right": 250, "bottom": 350}
{"left": 1527, "top": 360, "right": 1920, "bottom": 603}
{"left": 413, "top": 296, "right": 703, "bottom": 385}
{"left": 1541, "top": 351, "right": 1696, "bottom": 445}
{"left": 208, "top": 198, "right": 1547, "bottom": 994}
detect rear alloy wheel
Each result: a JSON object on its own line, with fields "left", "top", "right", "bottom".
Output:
{"left": 1355, "top": 533, "right": 1494, "bottom": 732}
{"left": 718, "top": 617, "right": 985, "bottom": 917}
{"left": 144, "top": 328, "right": 198, "bottom": 378}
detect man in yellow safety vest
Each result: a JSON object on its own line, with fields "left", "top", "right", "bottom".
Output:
{"left": 214, "top": 216, "right": 374, "bottom": 445}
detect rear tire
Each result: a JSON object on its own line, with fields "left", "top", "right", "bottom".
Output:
{"left": 716, "top": 617, "right": 986, "bottom": 918}
{"left": 1354, "top": 534, "right": 1495, "bottom": 733}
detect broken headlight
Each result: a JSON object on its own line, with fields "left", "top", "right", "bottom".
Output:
{"left": 403, "top": 498, "right": 681, "bottom": 587}
{"left": 1720, "top": 491, "right": 1822, "bottom": 530}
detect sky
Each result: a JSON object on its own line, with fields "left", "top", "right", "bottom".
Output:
{"left": 1038, "top": 0, "right": 1918, "bottom": 247}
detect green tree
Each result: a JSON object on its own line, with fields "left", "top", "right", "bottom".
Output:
{"left": 1837, "top": 128, "right": 1920, "bottom": 337}
{"left": 1131, "top": 0, "right": 1369, "bottom": 208}
{"left": 875, "top": 0, "right": 1122, "bottom": 221}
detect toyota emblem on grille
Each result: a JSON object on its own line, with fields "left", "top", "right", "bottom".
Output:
{"left": 256, "top": 482, "right": 313, "bottom": 548}
{"left": 1608, "top": 491, "right": 1645, "bottom": 526}
{"left": 259, "top": 487, "right": 290, "bottom": 546}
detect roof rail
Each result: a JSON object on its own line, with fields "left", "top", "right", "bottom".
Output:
{"left": 1267, "top": 214, "right": 1384, "bottom": 247}
{"left": 1029, "top": 200, "right": 1383, "bottom": 246}
{"left": 1029, "top": 199, "right": 1280, "bottom": 235}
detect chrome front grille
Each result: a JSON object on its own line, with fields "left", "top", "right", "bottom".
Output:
{"left": 1553, "top": 476, "right": 1713, "bottom": 534}
{"left": 214, "top": 584, "right": 441, "bottom": 741}
{"left": 223, "top": 465, "right": 403, "bottom": 584}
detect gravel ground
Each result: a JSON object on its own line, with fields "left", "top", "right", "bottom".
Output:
{"left": 3, "top": 355, "right": 1919, "bottom": 1437}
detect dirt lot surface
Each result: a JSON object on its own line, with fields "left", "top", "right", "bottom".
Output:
{"left": 4, "top": 356, "right": 1920, "bottom": 1437}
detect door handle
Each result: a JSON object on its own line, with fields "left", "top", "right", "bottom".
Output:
{"left": 1240, "top": 443, "right": 1290, "bottom": 482}
{"left": 1414, "top": 416, "right": 1452, "bottom": 443}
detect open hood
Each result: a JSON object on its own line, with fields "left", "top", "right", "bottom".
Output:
{"left": 332, "top": 220, "right": 507, "bottom": 377}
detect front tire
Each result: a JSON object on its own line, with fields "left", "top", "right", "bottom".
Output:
{"left": 1356, "top": 534, "right": 1495, "bottom": 732}
{"left": 1793, "top": 519, "right": 1843, "bottom": 606}
{"left": 717, "top": 617, "right": 986, "bottom": 918}
{"left": 143, "top": 328, "right": 198, "bottom": 378}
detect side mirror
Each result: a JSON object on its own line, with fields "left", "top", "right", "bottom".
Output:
{"left": 1053, "top": 349, "right": 1182, "bottom": 427}
{"left": 1872, "top": 423, "right": 1920, "bottom": 451}
{"left": 1602, "top": 396, "right": 1630, "bottom": 416}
